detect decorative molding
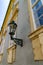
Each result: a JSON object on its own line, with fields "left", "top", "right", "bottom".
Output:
{"left": 7, "top": 44, "right": 16, "bottom": 63}
{"left": 28, "top": 26, "right": 43, "bottom": 60}
{"left": 0, "top": 53, "right": 3, "bottom": 63}
{"left": 28, "top": 26, "right": 43, "bottom": 39}
{"left": 13, "top": 0, "right": 19, "bottom": 8}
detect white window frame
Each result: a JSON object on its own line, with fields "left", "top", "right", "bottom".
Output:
{"left": 30, "top": 0, "right": 37, "bottom": 30}
{"left": 32, "top": 0, "right": 39, "bottom": 8}
{"left": 30, "top": 0, "right": 43, "bottom": 30}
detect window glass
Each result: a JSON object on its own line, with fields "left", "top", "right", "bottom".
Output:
{"left": 33, "top": 0, "right": 42, "bottom": 21}
{"left": 39, "top": 15, "right": 43, "bottom": 25}
{"left": 33, "top": 0, "right": 42, "bottom": 11}
{"left": 35, "top": 15, "right": 43, "bottom": 28}
{"left": 32, "top": 0, "right": 43, "bottom": 28}
{"left": 33, "top": 6, "right": 43, "bottom": 19}
{"left": 36, "top": 6, "right": 43, "bottom": 17}
{"left": 31, "top": 0, "right": 36, "bottom": 4}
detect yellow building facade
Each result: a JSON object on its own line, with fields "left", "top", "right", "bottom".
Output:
{"left": 0, "top": 0, "right": 19, "bottom": 64}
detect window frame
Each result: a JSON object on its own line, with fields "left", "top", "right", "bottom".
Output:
{"left": 31, "top": 0, "right": 43, "bottom": 30}
{"left": 32, "top": 0, "right": 40, "bottom": 8}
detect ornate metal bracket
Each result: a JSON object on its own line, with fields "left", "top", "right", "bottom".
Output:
{"left": 14, "top": 38, "right": 23, "bottom": 47}
{"left": 11, "top": 36, "right": 23, "bottom": 47}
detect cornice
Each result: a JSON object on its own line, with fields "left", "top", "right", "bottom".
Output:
{"left": 28, "top": 26, "right": 43, "bottom": 39}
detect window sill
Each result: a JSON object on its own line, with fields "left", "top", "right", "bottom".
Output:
{"left": 28, "top": 26, "right": 43, "bottom": 39}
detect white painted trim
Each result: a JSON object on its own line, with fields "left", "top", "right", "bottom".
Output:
{"left": 30, "top": 0, "right": 37, "bottom": 30}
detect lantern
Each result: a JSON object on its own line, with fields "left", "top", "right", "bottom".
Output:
{"left": 8, "top": 21, "right": 23, "bottom": 47}
{"left": 8, "top": 21, "right": 17, "bottom": 35}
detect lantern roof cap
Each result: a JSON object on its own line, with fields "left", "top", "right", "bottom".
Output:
{"left": 8, "top": 21, "right": 17, "bottom": 27}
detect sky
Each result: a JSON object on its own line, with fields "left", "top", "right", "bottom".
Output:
{"left": 0, "top": 0, "right": 10, "bottom": 30}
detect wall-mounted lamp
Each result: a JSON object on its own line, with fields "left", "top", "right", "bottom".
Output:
{"left": 8, "top": 21, "right": 23, "bottom": 47}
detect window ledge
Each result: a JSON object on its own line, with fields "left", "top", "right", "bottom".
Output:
{"left": 28, "top": 26, "right": 43, "bottom": 39}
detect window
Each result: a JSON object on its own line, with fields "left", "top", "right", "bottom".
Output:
{"left": 32, "top": 0, "right": 43, "bottom": 28}
{"left": 31, "top": 0, "right": 36, "bottom": 4}
{"left": 33, "top": 0, "right": 42, "bottom": 12}
{"left": 39, "top": 15, "right": 43, "bottom": 25}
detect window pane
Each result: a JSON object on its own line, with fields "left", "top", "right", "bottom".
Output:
{"left": 32, "top": 0, "right": 43, "bottom": 28}
{"left": 31, "top": 0, "right": 36, "bottom": 4}
{"left": 33, "top": 6, "right": 43, "bottom": 19}
{"left": 35, "top": 15, "right": 43, "bottom": 28}
{"left": 33, "top": 5, "right": 43, "bottom": 21}
{"left": 33, "top": 0, "right": 42, "bottom": 11}
{"left": 39, "top": 15, "right": 43, "bottom": 25}
{"left": 37, "top": 6, "right": 43, "bottom": 17}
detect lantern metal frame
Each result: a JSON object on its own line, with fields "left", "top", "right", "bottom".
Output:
{"left": 8, "top": 21, "right": 17, "bottom": 35}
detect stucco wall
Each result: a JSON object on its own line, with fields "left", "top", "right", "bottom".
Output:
{"left": 1, "top": 0, "right": 43, "bottom": 65}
